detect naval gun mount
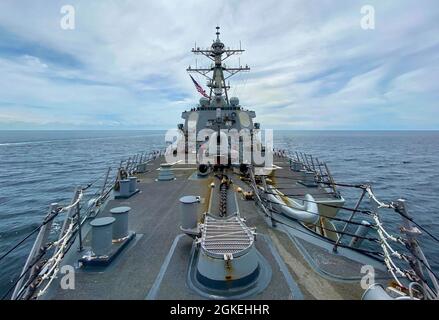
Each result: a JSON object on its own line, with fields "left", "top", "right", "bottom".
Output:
{"left": 179, "top": 95, "right": 266, "bottom": 178}
{"left": 180, "top": 96, "right": 263, "bottom": 169}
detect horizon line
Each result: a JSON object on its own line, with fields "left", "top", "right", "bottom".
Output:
{"left": 1, "top": 128, "right": 439, "bottom": 131}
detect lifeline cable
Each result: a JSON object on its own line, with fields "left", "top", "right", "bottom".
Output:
{"left": 393, "top": 207, "right": 439, "bottom": 244}
{"left": 265, "top": 206, "right": 384, "bottom": 258}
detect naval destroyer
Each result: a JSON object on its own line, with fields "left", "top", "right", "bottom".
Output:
{"left": 2, "top": 27, "right": 439, "bottom": 300}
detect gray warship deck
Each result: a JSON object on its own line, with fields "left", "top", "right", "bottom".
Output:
{"left": 41, "top": 155, "right": 390, "bottom": 300}
{"left": 9, "top": 26, "right": 436, "bottom": 301}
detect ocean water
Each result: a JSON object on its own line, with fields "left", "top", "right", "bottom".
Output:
{"left": 0, "top": 130, "right": 438, "bottom": 297}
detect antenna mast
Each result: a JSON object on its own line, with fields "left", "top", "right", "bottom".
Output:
{"left": 187, "top": 26, "right": 250, "bottom": 106}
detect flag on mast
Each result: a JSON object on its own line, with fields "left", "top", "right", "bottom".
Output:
{"left": 189, "top": 75, "right": 209, "bottom": 98}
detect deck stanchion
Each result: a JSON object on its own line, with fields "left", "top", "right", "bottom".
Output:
{"left": 396, "top": 199, "right": 439, "bottom": 294}
{"left": 333, "top": 188, "right": 366, "bottom": 252}
{"left": 100, "top": 167, "right": 111, "bottom": 198}
{"left": 11, "top": 203, "right": 58, "bottom": 299}
{"left": 76, "top": 199, "right": 83, "bottom": 252}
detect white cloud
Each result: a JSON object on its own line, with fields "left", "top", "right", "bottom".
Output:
{"left": 0, "top": 0, "right": 438, "bottom": 129}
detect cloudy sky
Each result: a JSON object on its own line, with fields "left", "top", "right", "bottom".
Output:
{"left": 0, "top": 0, "right": 438, "bottom": 130}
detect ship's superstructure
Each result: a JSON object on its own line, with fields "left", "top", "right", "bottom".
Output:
{"left": 179, "top": 27, "right": 264, "bottom": 172}
{"left": 2, "top": 28, "right": 439, "bottom": 301}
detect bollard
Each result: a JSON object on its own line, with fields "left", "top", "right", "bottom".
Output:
{"left": 180, "top": 196, "right": 200, "bottom": 231}
{"left": 158, "top": 163, "right": 175, "bottom": 181}
{"left": 349, "top": 220, "right": 371, "bottom": 248}
{"left": 90, "top": 217, "right": 115, "bottom": 256}
{"left": 110, "top": 206, "right": 131, "bottom": 241}
{"left": 119, "top": 179, "right": 131, "bottom": 197}
{"left": 129, "top": 176, "right": 137, "bottom": 193}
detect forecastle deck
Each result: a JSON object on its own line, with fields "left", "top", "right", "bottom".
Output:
{"left": 42, "top": 155, "right": 389, "bottom": 300}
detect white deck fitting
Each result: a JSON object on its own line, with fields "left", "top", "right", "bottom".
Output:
{"left": 201, "top": 216, "right": 254, "bottom": 258}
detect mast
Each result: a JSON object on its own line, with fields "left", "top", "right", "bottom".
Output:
{"left": 187, "top": 26, "right": 250, "bottom": 106}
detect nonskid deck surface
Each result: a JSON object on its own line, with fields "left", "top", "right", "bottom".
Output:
{"left": 271, "top": 158, "right": 338, "bottom": 201}
{"left": 43, "top": 155, "right": 386, "bottom": 300}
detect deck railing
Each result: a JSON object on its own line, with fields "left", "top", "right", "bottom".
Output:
{"left": 3, "top": 147, "right": 438, "bottom": 300}
{"left": 0, "top": 149, "right": 165, "bottom": 300}
{"left": 253, "top": 148, "right": 439, "bottom": 300}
